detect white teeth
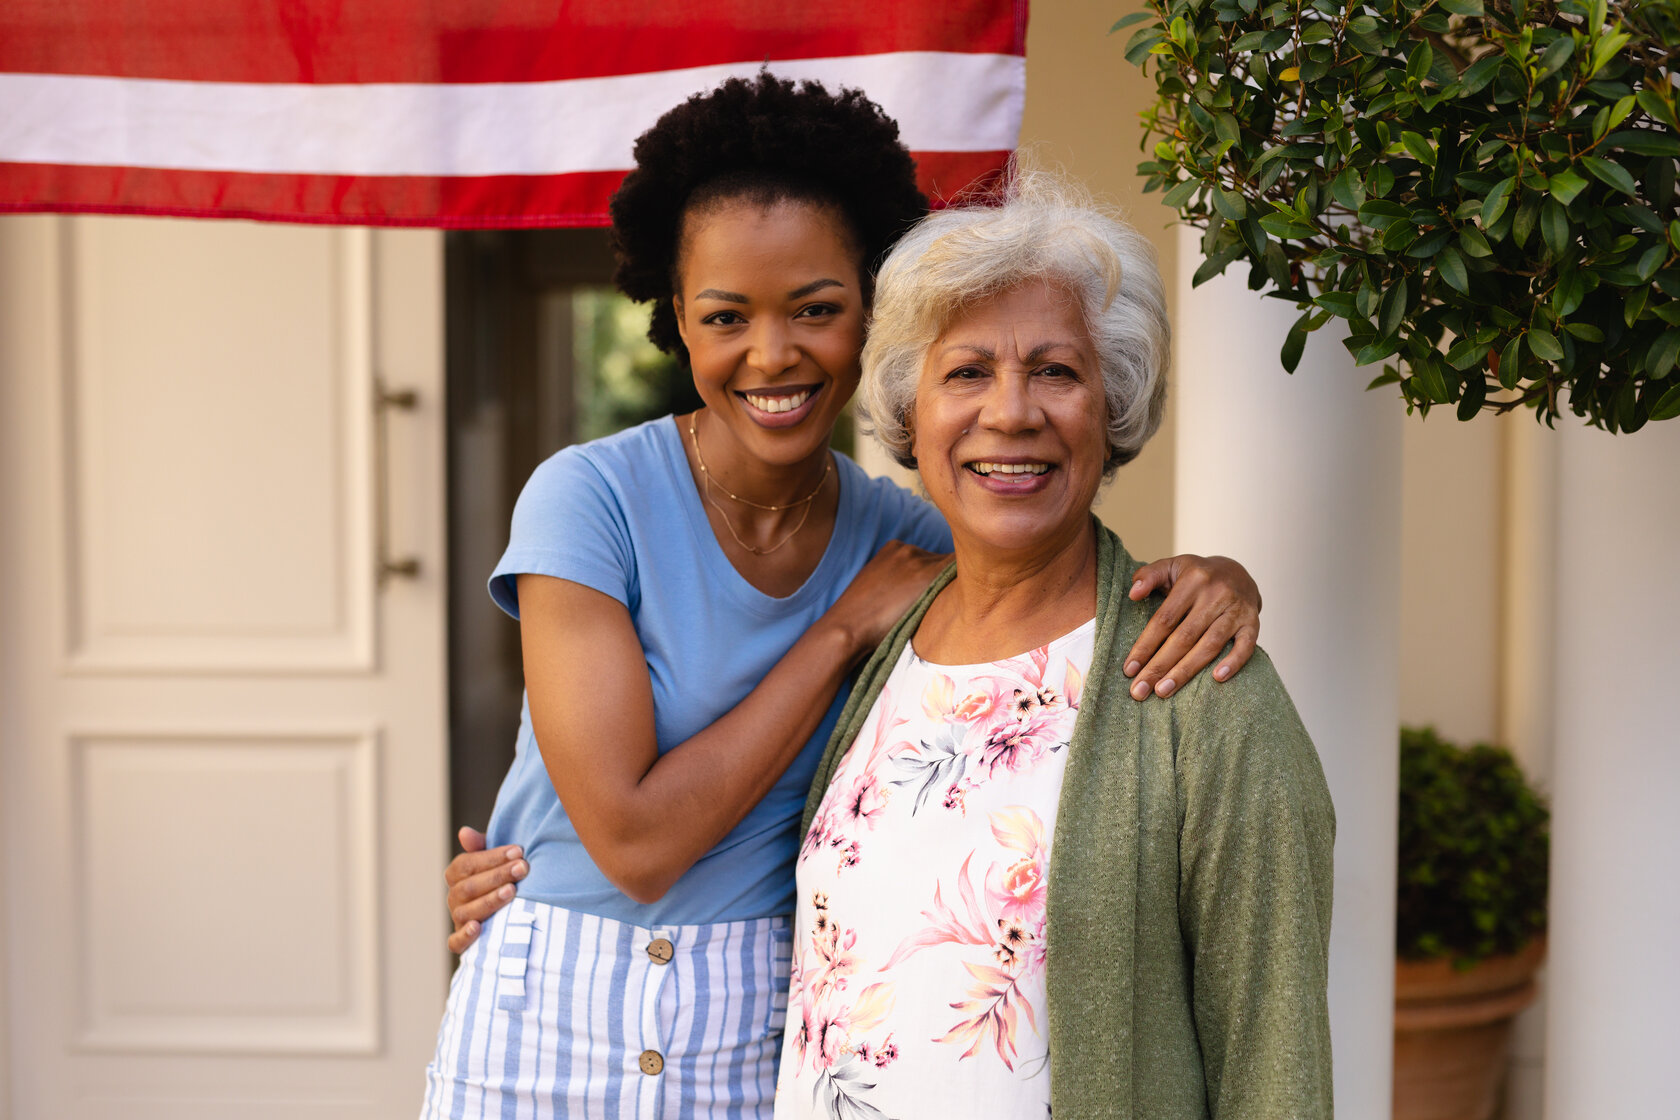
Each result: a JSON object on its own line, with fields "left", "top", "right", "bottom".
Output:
{"left": 969, "top": 461, "right": 1051, "bottom": 476}
{"left": 745, "top": 390, "right": 814, "bottom": 414}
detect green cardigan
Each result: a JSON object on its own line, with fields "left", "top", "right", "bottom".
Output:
{"left": 800, "top": 523, "right": 1336, "bottom": 1119}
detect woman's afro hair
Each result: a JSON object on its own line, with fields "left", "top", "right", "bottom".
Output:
{"left": 608, "top": 71, "right": 928, "bottom": 363}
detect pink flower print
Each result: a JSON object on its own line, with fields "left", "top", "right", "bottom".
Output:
{"left": 989, "top": 854, "right": 1047, "bottom": 926}
{"left": 942, "top": 780, "right": 970, "bottom": 815}
{"left": 838, "top": 840, "right": 861, "bottom": 870}
{"left": 807, "top": 982, "right": 895, "bottom": 1073}
{"left": 1063, "top": 656, "right": 1086, "bottom": 708}
{"left": 976, "top": 709, "right": 1059, "bottom": 777}
{"left": 1009, "top": 685, "right": 1066, "bottom": 720}
{"left": 922, "top": 672, "right": 957, "bottom": 720}
{"left": 839, "top": 771, "right": 888, "bottom": 831}
{"left": 873, "top": 1036, "right": 899, "bottom": 1067}
{"left": 934, "top": 960, "right": 1039, "bottom": 1071}
{"left": 992, "top": 916, "right": 1039, "bottom": 972}
{"left": 985, "top": 807, "right": 1050, "bottom": 926}
{"left": 801, "top": 810, "right": 835, "bottom": 860}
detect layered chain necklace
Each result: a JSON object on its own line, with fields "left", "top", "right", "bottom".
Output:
{"left": 689, "top": 412, "right": 833, "bottom": 556}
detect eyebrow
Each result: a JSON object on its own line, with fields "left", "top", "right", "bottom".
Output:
{"left": 937, "top": 342, "right": 1079, "bottom": 364}
{"left": 691, "top": 278, "right": 847, "bottom": 304}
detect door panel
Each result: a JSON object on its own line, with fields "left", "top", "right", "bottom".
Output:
{"left": 0, "top": 215, "right": 448, "bottom": 1118}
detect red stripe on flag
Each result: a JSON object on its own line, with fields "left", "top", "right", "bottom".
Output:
{"left": 0, "top": 152, "right": 1012, "bottom": 229}
{"left": 0, "top": 1, "right": 1026, "bottom": 83}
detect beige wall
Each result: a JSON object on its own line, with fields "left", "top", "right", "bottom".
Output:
{"left": 1022, "top": 0, "right": 1177, "bottom": 562}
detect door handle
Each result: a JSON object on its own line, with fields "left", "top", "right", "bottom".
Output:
{"left": 374, "top": 378, "right": 422, "bottom": 586}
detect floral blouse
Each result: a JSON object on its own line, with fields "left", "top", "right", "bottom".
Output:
{"left": 774, "top": 619, "right": 1096, "bottom": 1120}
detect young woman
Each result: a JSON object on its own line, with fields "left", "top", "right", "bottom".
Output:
{"left": 420, "top": 74, "right": 1263, "bottom": 1120}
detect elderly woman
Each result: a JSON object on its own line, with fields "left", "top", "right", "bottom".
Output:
{"left": 775, "top": 175, "right": 1335, "bottom": 1119}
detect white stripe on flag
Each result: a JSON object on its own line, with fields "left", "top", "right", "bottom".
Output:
{"left": 0, "top": 52, "right": 1024, "bottom": 177}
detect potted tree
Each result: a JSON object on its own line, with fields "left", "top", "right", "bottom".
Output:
{"left": 1120, "top": 0, "right": 1680, "bottom": 431}
{"left": 1393, "top": 726, "right": 1550, "bottom": 1120}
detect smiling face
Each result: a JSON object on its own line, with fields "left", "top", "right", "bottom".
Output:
{"left": 673, "top": 197, "right": 866, "bottom": 481}
{"left": 912, "top": 279, "right": 1109, "bottom": 561}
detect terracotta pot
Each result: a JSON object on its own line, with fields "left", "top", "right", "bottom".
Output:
{"left": 1392, "top": 937, "right": 1546, "bottom": 1120}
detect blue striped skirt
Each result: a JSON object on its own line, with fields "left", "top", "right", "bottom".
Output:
{"left": 421, "top": 897, "right": 793, "bottom": 1120}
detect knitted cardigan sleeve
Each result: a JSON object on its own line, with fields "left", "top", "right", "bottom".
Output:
{"left": 1171, "top": 650, "right": 1337, "bottom": 1118}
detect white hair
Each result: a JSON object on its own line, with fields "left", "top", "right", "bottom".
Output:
{"left": 857, "top": 170, "right": 1170, "bottom": 476}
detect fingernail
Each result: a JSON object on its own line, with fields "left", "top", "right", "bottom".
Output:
{"left": 466, "top": 921, "right": 479, "bottom": 935}
{"left": 512, "top": 860, "right": 528, "bottom": 879}
{"left": 498, "top": 885, "right": 514, "bottom": 900}
{"left": 1214, "top": 664, "right": 1231, "bottom": 681}
{"left": 1131, "top": 680, "right": 1150, "bottom": 700}
{"left": 1157, "top": 678, "right": 1176, "bottom": 697}
{"left": 507, "top": 847, "right": 523, "bottom": 860}
{"left": 1131, "top": 580, "right": 1144, "bottom": 594}
{"left": 1124, "top": 660, "right": 1141, "bottom": 677}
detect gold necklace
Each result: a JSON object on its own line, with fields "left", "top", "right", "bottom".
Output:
{"left": 689, "top": 413, "right": 831, "bottom": 511}
{"left": 688, "top": 413, "right": 832, "bottom": 556}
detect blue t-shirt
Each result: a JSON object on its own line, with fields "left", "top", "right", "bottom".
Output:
{"left": 484, "top": 416, "right": 951, "bottom": 925}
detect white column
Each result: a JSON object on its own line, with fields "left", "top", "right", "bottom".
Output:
{"left": 1171, "top": 226, "right": 1403, "bottom": 1118}
{"left": 1545, "top": 419, "right": 1680, "bottom": 1119}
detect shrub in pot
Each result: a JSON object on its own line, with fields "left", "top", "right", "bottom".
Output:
{"left": 1393, "top": 726, "right": 1550, "bottom": 1120}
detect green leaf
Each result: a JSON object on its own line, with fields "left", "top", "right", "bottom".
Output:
{"left": 1212, "top": 187, "right": 1248, "bottom": 220}
{"left": 1602, "top": 130, "right": 1680, "bottom": 157}
{"left": 1379, "top": 278, "right": 1409, "bottom": 338}
{"left": 1438, "top": 246, "right": 1471, "bottom": 293}
{"left": 1439, "top": 0, "right": 1483, "bottom": 13}
{"left": 1652, "top": 383, "right": 1680, "bottom": 421}
{"left": 1356, "top": 337, "right": 1403, "bottom": 365}
{"left": 1458, "top": 370, "right": 1487, "bottom": 420}
{"left": 1282, "top": 311, "right": 1313, "bottom": 372}
{"left": 1542, "top": 200, "right": 1570, "bottom": 257}
{"left": 1124, "top": 27, "right": 1167, "bottom": 65}
{"left": 1231, "top": 28, "right": 1295, "bottom": 51}
{"left": 1527, "top": 329, "right": 1564, "bottom": 361}
{"left": 1161, "top": 178, "right": 1201, "bottom": 208}
{"left": 1482, "top": 176, "right": 1515, "bottom": 226}
{"left": 1583, "top": 156, "right": 1639, "bottom": 196}
{"left": 1412, "top": 356, "right": 1451, "bottom": 403}
{"left": 1647, "top": 329, "right": 1680, "bottom": 378}
{"left": 1407, "top": 42, "right": 1435, "bottom": 85}
{"left": 1638, "top": 241, "right": 1669, "bottom": 281}
{"left": 1564, "top": 322, "right": 1605, "bottom": 342}
{"left": 1366, "top": 366, "right": 1403, "bottom": 390}
{"left": 1258, "top": 212, "right": 1318, "bottom": 239}
{"left": 1625, "top": 283, "right": 1650, "bottom": 326}
{"left": 1358, "top": 199, "right": 1410, "bottom": 226}
{"left": 1402, "top": 131, "right": 1437, "bottom": 166}
{"left": 1110, "top": 11, "right": 1155, "bottom": 32}
{"left": 1330, "top": 167, "right": 1366, "bottom": 210}
{"left": 1636, "top": 88, "right": 1677, "bottom": 131}
{"left": 1670, "top": 220, "right": 1680, "bottom": 251}
{"left": 1447, "top": 335, "right": 1491, "bottom": 368}
{"left": 1459, "top": 54, "right": 1504, "bottom": 96}
{"left": 1588, "top": 30, "right": 1630, "bottom": 78}
{"left": 1192, "top": 242, "right": 1248, "bottom": 287}
{"left": 1498, "top": 335, "right": 1524, "bottom": 389}
{"left": 1459, "top": 226, "right": 1494, "bottom": 258}
{"left": 1316, "top": 290, "right": 1360, "bottom": 317}
{"left": 1535, "top": 36, "right": 1575, "bottom": 78}
{"left": 1548, "top": 168, "right": 1590, "bottom": 205}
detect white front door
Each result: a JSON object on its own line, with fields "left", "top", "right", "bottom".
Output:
{"left": 0, "top": 215, "right": 449, "bottom": 1119}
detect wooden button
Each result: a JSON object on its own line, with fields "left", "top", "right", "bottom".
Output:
{"left": 647, "top": 937, "right": 674, "bottom": 964}
{"left": 639, "top": 1049, "right": 664, "bottom": 1075}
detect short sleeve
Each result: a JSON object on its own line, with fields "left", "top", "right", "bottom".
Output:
{"left": 487, "top": 447, "right": 637, "bottom": 619}
{"left": 863, "top": 471, "right": 953, "bottom": 553}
